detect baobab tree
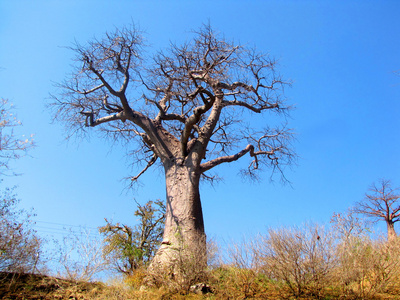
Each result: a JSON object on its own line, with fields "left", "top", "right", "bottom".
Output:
{"left": 355, "top": 179, "right": 400, "bottom": 241}
{"left": 51, "top": 24, "right": 294, "bottom": 270}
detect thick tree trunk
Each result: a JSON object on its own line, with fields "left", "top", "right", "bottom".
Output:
{"left": 150, "top": 161, "right": 206, "bottom": 273}
{"left": 387, "top": 220, "right": 397, "bottom": 242}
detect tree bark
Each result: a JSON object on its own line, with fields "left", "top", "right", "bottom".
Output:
{"left": 150, "top": 160, "right": 206, "bottom": 271}
{"left": 387, "top": 220, "right": 397, "bottom": 242}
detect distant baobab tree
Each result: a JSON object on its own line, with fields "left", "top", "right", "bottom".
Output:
{"left": 355, "top": 179, "right": 400, "bottom": 241}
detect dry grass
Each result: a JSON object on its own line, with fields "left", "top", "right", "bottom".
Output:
{"left": 145, "top": 236, "right": 209, "bottom": 295}
{"left": 3, "top": 225, "right": 400, "bottom": 299}
{"left": 0, "top": 271, "right": 107, "bottom": 299}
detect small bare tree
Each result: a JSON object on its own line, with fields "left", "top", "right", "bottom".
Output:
{"left": 258, "top": 224, "right": 336, "bottom": 298}
{"left": 330, "top": 208, "right": 369, "bottom": 242}
{"left": 54, "top": 227, "right": 107, "bottom": 281}
{"left": 51, "top": 23, "right": 294, "bottom": 270}
{"left": 355, "top": 179, "right": 400, "bottom": 241}
{"left": 0, "top": 187, "right": 41, "bottom": 273}
{"left": 0, "top": 98, "right": 34, "bottom": 175}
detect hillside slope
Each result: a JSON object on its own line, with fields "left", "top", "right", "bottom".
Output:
{"left": 0, "top": 272, "right": 105, "bottom": 300}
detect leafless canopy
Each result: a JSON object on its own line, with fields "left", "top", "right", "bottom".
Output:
{"left": 355, "top": 179, "right": 400, "bottom": 224}
{"left": 0, "top": 99, "right": 34, "bottom": 175}
{"left": 51, "top": 23, "right": 294, "bottom": 182}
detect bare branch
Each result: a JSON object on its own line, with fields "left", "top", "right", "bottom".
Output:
{"left": 77, "top": 84, "right": 105, "bottom": 95}
{"left": 200, "top": 144, "right": 254, "bottom": 172}
{"left": 81, "top": 111, "right": 125, "bottom": 127}
{"left": 222, "top": 98, "right": 279, "bottom": 113}
{"left": 130, "top": 154, "right": 158, "bottom": 182}
{"left": 0, "top": 99, "right": 35, "bottom": 175}
{"left": 181, "top": 90, "right": 216, "bottom": 156}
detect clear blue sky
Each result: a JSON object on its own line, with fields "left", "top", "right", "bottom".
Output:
{"left": 1, "top": 1, "right": 399, "bottom": 243}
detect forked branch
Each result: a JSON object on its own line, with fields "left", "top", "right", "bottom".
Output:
{"left": 130, "top": 154, "right": 158, "bottom": 182}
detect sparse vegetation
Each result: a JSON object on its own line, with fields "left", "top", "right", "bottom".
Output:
{"left": 53, "top": 226, "right": 108, "bottom": 281}
{"left": 0, "top": 98, "right": 41, "bottom": 276}
{"left": 2, "top": 217, "right": 400, "bottom": 299}
{"left": 0, "top": 187, "right": 42, "bottom": 274}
